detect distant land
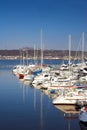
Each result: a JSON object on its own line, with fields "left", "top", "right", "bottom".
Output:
{"left": 0, "top": 48, "right": 87, "bottom": 60}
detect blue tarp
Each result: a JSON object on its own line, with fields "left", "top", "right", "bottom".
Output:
{"left": 33, "top": 69, "right": 42, "bottom": 76}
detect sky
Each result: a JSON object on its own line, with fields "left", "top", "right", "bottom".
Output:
{"left": 0, "top": 0, "right": 87, "bottom": 50}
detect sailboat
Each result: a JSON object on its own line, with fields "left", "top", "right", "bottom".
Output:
{"left": 45, "top": 34, "right": 79, "bottom": 90}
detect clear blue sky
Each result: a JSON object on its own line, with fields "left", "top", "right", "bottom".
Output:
{"left": 0, "top": 0, "right": 87, "bottom": 50}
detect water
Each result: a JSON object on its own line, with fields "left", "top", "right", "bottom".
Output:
{"left": 0, "top": 60, "right": 81, "bottom": 130}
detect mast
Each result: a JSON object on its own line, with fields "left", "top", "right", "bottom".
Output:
{"left": 26, "top": 50, "right": 28, "bottom": 65}
{"left": 34, "top": 44, "right": 38, "bottom": 65}
{"left": 68, "top": 34, "right": 72, "bottom": 78}
{"left": 68, "top": 34, "right": 71, "bottom": 66}
{"left": 22, "top": 50, "right": 24, "bottom": 66}
{"left": 41, "top": 29, "right": 43, "bottom": 68}
{"left": 19, "top": 49, "right": 22, "bottom": 65}
{"left": 82, "top": 32, "right": 84, "bottom": 63}
{"left": 34, "top": 44, "right": 36, "bottom": 64}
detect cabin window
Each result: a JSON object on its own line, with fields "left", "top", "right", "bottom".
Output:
{"left": 44, "top": 75, "right": 48, "bottom": 77}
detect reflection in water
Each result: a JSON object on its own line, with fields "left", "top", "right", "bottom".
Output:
{"left": 41, "top": 89, "right": 58, "bottom": 99}
{"left": 19, "top": 79, "right": 25, "bottom": 102}
{"left": 79, "top": 106, "right": 87, "bottom": 130}
{"left": 54, "top": 104, "right": 80, "bottom": 114}
{"left": 79, "top": 121, "right": 87, "bottom": 130}
{"left": 34, "top": 88, "right": 36, "bottom": 111}
{"left": 1, "top": 62, "right": 84, "bottom": 130}
{"left": 54, "top": 105, "right": 80, "bottom": 130}
{"left": 19, "top": 80, "right": 44, "bottom": 129}
{"left": 40, "top": 91, "right": 43, "bottom": 129}
{"left": 19, "top": 80, "right": 33, "bottom": 102}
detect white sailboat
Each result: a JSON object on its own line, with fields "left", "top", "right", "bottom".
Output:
{"left": 46, "top": 34, "right": 78, "bottom": 90}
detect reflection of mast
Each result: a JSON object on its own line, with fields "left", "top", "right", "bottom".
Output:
{"left": 34, "top": 88, "right": 36, "bottom": 111}
{"left": 68, "top": 118, "right": 70, "bottom": 130}
{"left": 19, "top": 80, "right": 25, "bottom": 102}
{"left": 25, "top": 83, "right": 29, "bottom": 97}
{"left": 22, "top": 83, "right": 29, "bottom": 102}
{"left": 64, "top": 113, "right": 71, "bottom": 130}
{"left": 64, "top": 113, "right": 79, "bottom": 130}
{"left": 22, "top": 83, "right": 25, "bottom": 102}
{"left": 40, "top": 91, "right": 43, "bottom": 128}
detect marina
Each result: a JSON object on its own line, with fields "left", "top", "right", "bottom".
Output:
{"left": 0, "top": 59, "right": 87, "bottom": 130}
{"left": 0, "top": 0, "right": 87, "bottom": 129}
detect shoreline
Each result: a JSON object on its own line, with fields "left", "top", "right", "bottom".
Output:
{"left": 0, "top": 56, "right": 84, "bottom": 60}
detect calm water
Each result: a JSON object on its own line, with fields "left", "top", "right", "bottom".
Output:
{"left": 0, "top": 60, "right": 81, "bottom": 130}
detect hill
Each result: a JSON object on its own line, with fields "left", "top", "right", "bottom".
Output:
{"left": 0, "top": 49, "right": 87, "bottom": 60}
